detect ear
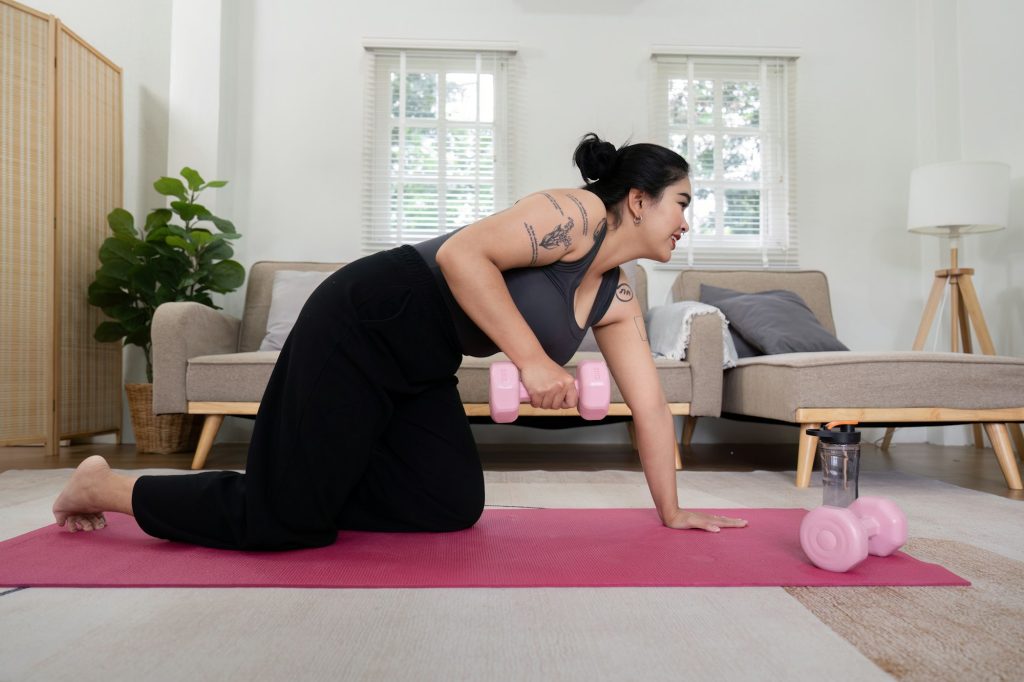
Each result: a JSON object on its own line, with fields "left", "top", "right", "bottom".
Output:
{"left": 627, "top": 188, "right": 645, "bottom": 220}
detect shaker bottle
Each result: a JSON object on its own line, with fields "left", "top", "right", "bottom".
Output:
{"left": 805, "top": 421, "right": 861, "bottom": 507}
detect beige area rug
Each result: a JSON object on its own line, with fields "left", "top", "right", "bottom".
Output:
{"left": 0, "top": 467, "right": 1021, "bottom": 682}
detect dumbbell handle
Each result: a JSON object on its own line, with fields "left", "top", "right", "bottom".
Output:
{"left": 515, "top": 381, "right": 583, "bottom": 403}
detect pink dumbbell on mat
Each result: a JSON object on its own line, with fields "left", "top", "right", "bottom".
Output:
{"left": 489, "top": 360, "right": 610, "bottom": 423}
{"left": 799, "top": 496, "right": 908, "bottom": 573}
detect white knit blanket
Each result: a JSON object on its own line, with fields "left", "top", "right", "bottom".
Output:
{"left": 645, "top": 301, "right": 738, "bottom": 368}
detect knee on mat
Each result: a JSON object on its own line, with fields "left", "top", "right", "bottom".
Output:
{"left": 441, "top": 489, "right": 484, "bottom": 531}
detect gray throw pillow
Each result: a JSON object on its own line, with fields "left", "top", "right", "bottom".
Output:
{"left": 259, "top": 270, "right": 333, "bottom": 351}
{"left": 699, "top": 283, "right": 849, "bottom": 356}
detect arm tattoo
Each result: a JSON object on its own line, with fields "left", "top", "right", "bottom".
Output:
{"left": 539, "top": 216, "right": 574, "bottom": 250}
{"left": 524, "top": 222, "right": 538, "bottom": 265}
{"left": 615, "top": 283, "right": 634, "bottom": 302}
{"left": 541, "top": 192, "right": 564, "bottom": 216}
{"left": 634, "top": 317, "right": 648, "bottom": 343}
{"left": 566, "top": 193, "right": 589, "bottom": 236}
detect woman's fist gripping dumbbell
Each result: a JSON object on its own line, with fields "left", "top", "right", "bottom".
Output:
{"left": 489, "top": 360, "right": 611, "bottom": 423}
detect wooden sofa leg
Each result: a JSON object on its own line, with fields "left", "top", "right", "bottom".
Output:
{"left": 1009, "top": 423, "right": 1024, "bottom": 458}
{"left": 191, "top": 414, "right": 225, "bottom": 470}
{"left": 880, "top": 427, "right": 895, "bottom": 451}
{"left": 796, "top": 424, "right": 821, "bottom": 488}
{"left": 982, "top": 423, "right": 1024, "bottom": 490}
{"left": 682, "top": 416, "right": 698, "bottom": 448}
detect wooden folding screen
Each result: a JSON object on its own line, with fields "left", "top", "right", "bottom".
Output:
{"left": 1, "top": 0, "right": 123, "bottom": 453}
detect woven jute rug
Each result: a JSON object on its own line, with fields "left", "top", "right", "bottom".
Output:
{"left": 786, "top": 538, "right": 1024, "bottom": 681}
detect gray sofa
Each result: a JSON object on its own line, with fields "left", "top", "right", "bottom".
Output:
{"left": 153, "top": 260, "right": 725, "bottom": 470}
{"left": 671, "top": 269, "right": 1024, "bottom": 490}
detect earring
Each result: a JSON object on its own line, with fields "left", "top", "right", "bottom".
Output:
{"left": 634, "top": 214, "right": 642, "bottom": 225}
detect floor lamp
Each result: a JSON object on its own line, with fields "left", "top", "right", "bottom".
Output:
{"left": 882, "top": 161, "right": 1022, "bottom": 453}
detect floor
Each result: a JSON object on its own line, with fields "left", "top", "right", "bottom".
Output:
{"left": 2, "top": 437, "right": 1021, "bottom": 501}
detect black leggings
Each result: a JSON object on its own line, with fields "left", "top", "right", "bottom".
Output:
{"left": 132, "top": 247, "right": 484, "bottom": 550}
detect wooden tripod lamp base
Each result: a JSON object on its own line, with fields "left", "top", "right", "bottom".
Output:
{"left": 881, "top": 243, "right": 1024, "bottom": 454}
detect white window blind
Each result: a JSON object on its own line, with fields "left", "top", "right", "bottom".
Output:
{"left": 650, "top": 53, "right": 798, "bottom": 268}
{"left": 362, "top": 46, "right": 518, "bottom": 254}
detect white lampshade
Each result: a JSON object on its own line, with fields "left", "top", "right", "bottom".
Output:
{"left": 907, "top": 161, "right": 1011, "bottom": 235}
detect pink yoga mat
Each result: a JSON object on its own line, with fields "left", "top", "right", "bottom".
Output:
{"left": 0, "top": 508, "right": 968, "bottom": 589}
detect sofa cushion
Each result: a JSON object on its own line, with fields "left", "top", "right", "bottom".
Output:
{"left": 186, "top": 351, "right": 279, "bottom": 403}
{"left": 456, "top": 352, "right": 694, "bottom": 405}
{"left": 700, "top": 284, "right": 849, "bottom": 355}
{"left": 722, "top": 351, "right": 1024, "bottom": 422}
{"left": 259, "top": 270, "right": 333, "bottom": 351}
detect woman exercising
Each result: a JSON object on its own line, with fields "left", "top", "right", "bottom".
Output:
{"left": 52, "top": 133, "right": 747, "bottom": 550}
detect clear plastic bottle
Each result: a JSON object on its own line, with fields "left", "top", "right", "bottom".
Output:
{"left": 806, "top": 422, "right": 861, "bottom": 507}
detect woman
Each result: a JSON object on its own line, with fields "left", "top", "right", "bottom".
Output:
{"left": 52, "top": 133, "right": 747, "bottom": 550}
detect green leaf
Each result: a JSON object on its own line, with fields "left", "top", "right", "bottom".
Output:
{"left": 99, "top": 238, "right": 135, "bottom": 265}
{"left": 189, "top": 228, "right": 215, "bottom": 247}
{"left": 154, "top": 177, "right": 187, "bottom": 201}
{"left": 208, "top": 215, "right": 237, "bottom": 234}
{"left": 106, "top": 305, "right": 149, "bottom": 327}
{"left": 207, "top": 260, "right": 245, "bottom": 292}
{"left": 130, "top": 268, "right": 158, "bottom": 293}
{"left": 144, "top": 209, "right": 173, "bottom": 233}
{"left": 201, "top": 180, "right": 228, "bottom": 189}
{"left": 88, "top": 283, "right": 129, "bottom": 308}
{"left": 180, "top": 167, "right": 205, "bottom": 191}
{"left": 200, "top": 240, "right": 234, "bottom": 262}
{"left": 171, "top": 201, "right": 207, "bottom": 223}
{"left": 97, "top": 260, "right": 134, "bottom": 282}
{"left": 94, "top": 321, "right": 127, "bottom": 343}
{"left": 165, "top": 235, "right": 195, "bottom": 254}
{"left": 124, "top": 325, "right": 151, "bottom": 348}
{"left": 107, "top": 208, "right": 136, "bottom": 238}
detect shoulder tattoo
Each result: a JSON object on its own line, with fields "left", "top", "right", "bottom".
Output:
{"left": 541, "top": 192, "right": 564, "bottom": 216}
{"left": 634, "top": 317, "right": 648, "bottom": 343}
{"left": 540, "top": 216, "right": 574, "bottom": 251}
{"left": 524, "top": 222, "right": 538, "bottom": 265}
{"left": 566, "top": 193, "right": 589, "bottom": 236}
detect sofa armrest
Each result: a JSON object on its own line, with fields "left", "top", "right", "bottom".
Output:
{"left": 685, "top": 313, "right": 724, "bottom": 417}
{"left": 152, "top": 302, "right": 242, "bottom": 414}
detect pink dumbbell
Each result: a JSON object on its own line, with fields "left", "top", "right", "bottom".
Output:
{"left": 489, "top": 360, "right": 611, "bottom": 424}
{"left": 799, "top": 496, "right": 908, "bottom": 573}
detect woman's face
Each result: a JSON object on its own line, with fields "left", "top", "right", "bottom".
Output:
{"left": 642, "top": 177, "right": 692, "bottom": 262}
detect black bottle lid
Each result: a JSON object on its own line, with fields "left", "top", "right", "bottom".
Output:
{"left": 805, "top": 422, "right": 861, "bottom": 444}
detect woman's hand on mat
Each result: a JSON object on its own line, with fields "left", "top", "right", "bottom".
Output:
{"left": 662, "top": 509, "right": 747, "bottom": 533}
{"left": 520, "top": 359, "right": 578, "bottom": 410}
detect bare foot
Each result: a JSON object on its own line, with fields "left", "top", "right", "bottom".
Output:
{"left": 53, "top": 456, "right": 118, "bottom": 532}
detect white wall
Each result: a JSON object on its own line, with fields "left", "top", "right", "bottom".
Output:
{"left": 210, "top": 0, "right": 927, "bottom": 446}
{"left": 51, "top": 0, "right": 1019, "bottom": 449}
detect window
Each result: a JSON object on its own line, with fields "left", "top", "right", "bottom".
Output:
{"left": 362, "top": 46, "right": 518, "bottom": 253}
{"left": 650, "top": 53, "right": 797, "bottom": 268}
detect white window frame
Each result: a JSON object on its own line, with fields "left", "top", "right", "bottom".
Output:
{"left": 650, "top": 50, "right": 798, "bottom": 269}
{"left": 362, "top": 44, "right": 517, "bottom": 254}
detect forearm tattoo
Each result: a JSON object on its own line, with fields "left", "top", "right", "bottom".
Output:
{"left": 524, "top": 222, "right": 539, "bottom": 265}
{"left": 539, "top": 216, "right": 574, "bottom": 251}
{"left": 541, "top": 192, "right": 564, "bottom": 216}
{"left": 634, "top": 317, "right": 648, "bottom": 343}
{"left": 566, "top": 193, "right": 589, "bottom": 236}
{"left": 615, "top": 283, "right": 634, "bottom": 302}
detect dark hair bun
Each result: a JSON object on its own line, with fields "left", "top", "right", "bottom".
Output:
{"left": 573, "top": 133, "right": 617, "bottom": 183}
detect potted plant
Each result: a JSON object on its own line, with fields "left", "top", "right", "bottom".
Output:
{"left": 88, "top": 167, "right": 245, "bottom": 453}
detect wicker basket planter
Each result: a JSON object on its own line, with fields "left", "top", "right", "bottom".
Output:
{"left": 125, "top": 383, "right": 201, "bottom": 454}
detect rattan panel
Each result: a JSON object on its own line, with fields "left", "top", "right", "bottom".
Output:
{"left": 55, "top": 23, "right": 122, "bottom": 437}
{"left": 0, "top": 1, "right": 52, "bottom": 443}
